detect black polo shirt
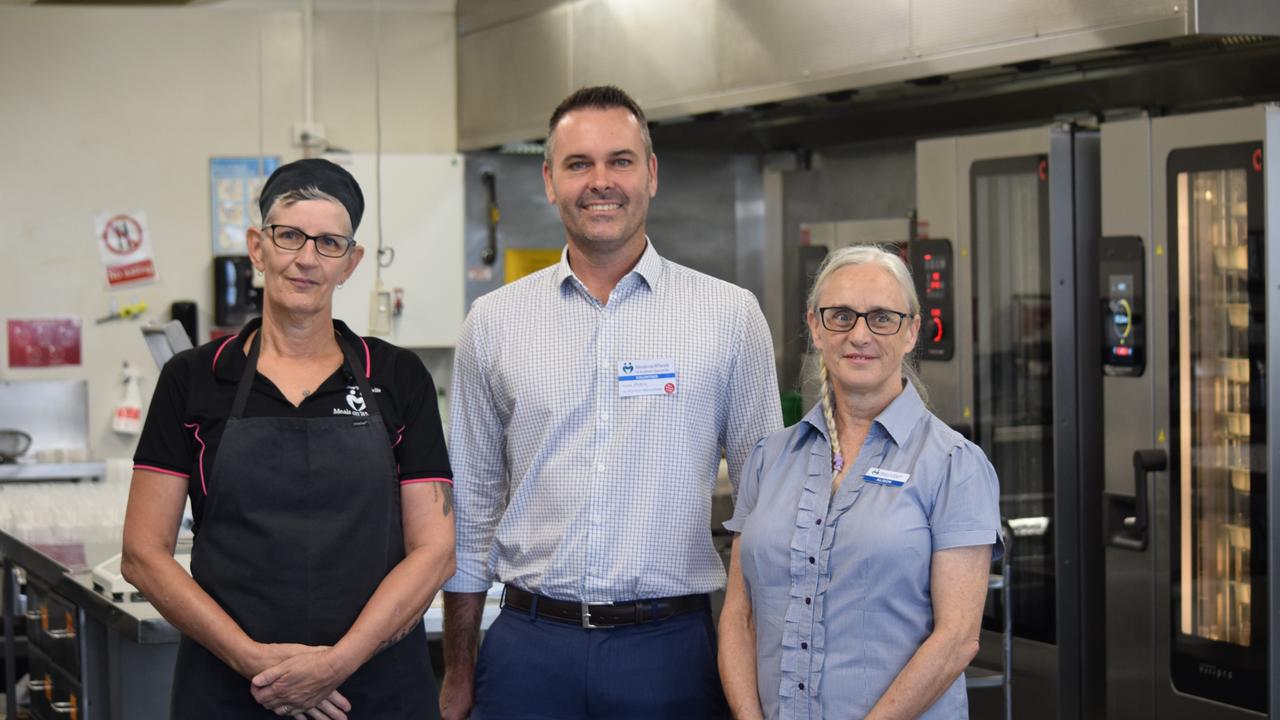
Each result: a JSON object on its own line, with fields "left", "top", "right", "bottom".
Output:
{"left": 133, "top": 317, "right": 452, "bottom": 532}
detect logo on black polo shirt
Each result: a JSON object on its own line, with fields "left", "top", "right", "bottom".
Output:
{"left": 346, "top": 386, "right": 367, "bottom": 412}
{"left": 333, "top": 385, "right": 369, "bottom": 417}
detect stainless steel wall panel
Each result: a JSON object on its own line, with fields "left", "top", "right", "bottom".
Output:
{"left": 572, "top": 0, "right": 719, "bottom": 106}
{"left": 458, "top": 4, "right": 572, "bottom": 149}
{"left": 734, "top": 156, "right": 768, "bottom": 311}
{"left": 0, "top": 380, "right": 91, "bottom": 457}
{"left": 461, "top": 152, "right": 756, "bottom": 309}
{"left": 780, "top": 143, "right": 917, "bottom": 391}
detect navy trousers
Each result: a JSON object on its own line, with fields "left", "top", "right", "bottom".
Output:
{"left": 472, "top": 605, "right": 729, "bottom": 719}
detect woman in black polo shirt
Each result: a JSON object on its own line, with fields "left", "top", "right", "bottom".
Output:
{"left": 122, "top": 159, "right": 454, "bottom": 720}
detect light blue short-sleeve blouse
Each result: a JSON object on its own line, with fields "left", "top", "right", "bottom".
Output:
{"left": 726, "top": 382, "right": 1002, "bottom": 720}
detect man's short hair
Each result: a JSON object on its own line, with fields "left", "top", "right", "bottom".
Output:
{"left": 544, "top": 85, "right": 653, "bottom": 165}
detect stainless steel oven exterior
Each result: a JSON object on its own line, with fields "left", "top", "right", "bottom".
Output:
{"left": 1102, "top": 104, "right": 1280, "bottom": 720}
{"left": 916, "top": 123, "right": 1105, "bottom": 719}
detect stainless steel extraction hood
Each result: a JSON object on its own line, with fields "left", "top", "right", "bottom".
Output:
{"left": 457, "top": 0, "right": 1280, "bottom": 151}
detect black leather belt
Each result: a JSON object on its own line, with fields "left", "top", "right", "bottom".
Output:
{"left": 501, "top": 585, "right": 709, "bottom": 629}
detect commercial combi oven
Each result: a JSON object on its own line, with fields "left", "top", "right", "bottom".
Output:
{"left": 916, "top": 123, "right": 1106, "bottom": 719}
{"left": 1101, "top": 104, "right": 1280, "bottom": 720}
{"left": 915, "top": 105, "right": 1280, "bottom": 720}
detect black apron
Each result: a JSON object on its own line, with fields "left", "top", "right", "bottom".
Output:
{"left": 170, "top": 332, "right": 438, "bottom": 719}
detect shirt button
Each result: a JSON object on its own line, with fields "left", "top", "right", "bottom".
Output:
{"left": 805, "top": 597, "right": 811, "bottom": 605}
{"left": 808, "top": 556, "right": 815, "bottom": 564}
{"left": 597, "top": 463, "right": 606, "bottom": 473}
{"left": 798, "top": 682, "right": 806, "bottom": 691}
{"left": 601, "top": 413, "right": 609, "bottom": 422}
{"left": 816, "top": 518, "right": 822, "bottom": 525}
{"left": 801, "top": 641, "right": 808, "bottom": 650}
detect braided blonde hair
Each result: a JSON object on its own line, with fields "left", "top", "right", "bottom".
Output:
{"left": 806, "top": 245, "right": 929, "bottom": 480}
{"left": 818, "top": 359, "right": 845, "bottom": 480}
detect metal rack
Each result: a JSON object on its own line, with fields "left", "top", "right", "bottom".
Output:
{"left": 966, "top": 522, "right": 1013, "bottom": 720}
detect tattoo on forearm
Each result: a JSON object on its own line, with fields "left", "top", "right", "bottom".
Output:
{"left": 375, "top": 618, "right": 421, "bottom": 655}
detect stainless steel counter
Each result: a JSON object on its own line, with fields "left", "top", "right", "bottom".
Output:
{"left": 0, "top": 526, "right": 176, "bottom": 645}
{"left": 3, "top": 522, "right": 180, "bottom": 720}
{"left": 0, "top": 462, "right": 106, "bottom": 484}
{"left": 1, "top": 516, "right": 502, "bottom": 719}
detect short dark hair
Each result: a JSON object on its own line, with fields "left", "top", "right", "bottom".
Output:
{"left": 544, "top": 85, "right": 653, "bottom": 165}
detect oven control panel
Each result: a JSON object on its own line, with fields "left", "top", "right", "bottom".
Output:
{"left": 1100, "top": 235, "right": 1145, "bottom": 376}
{"left": 910, "top": 238, "right": 954, "bottom": 361}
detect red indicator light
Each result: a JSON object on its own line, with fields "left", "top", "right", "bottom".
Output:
{"left": 1253, "top": 148, "right": 1263, "bottom": 173}
{"left": 923, "top": 254, "right": 933, "bottom": 261}
{"left": 1038, "top": 159, "right": 1048, "bottom": 182}
{"left": 930, "top": 308, "right": 944, "bottom": 342}
{"left": 1113, "top": 346, "right": 1132, "bottom": 357}
{"left": 931, "top": 271, "right": 941, "bottom": 279}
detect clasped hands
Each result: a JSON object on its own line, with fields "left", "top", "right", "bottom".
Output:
{"left": 249, "top": 643, "right": 354, "bottom": 719}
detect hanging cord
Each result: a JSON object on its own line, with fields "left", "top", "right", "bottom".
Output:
{"left": 373, "top": 0, "right": 394, "bottom": 270}
{"left": 256, "top": 21, "right": 266, "bottom": 192}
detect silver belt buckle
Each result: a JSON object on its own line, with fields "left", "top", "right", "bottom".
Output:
{"left": 581, "top": 601, "right": 601, "bottom": 629}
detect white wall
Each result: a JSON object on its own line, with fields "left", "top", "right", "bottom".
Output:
{"left": 0, "top": 4, "right": 456, "bottom": 460}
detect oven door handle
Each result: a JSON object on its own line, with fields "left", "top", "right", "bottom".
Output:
{"left": 1112, "top": 448, "right": 1167, "bottom": 551}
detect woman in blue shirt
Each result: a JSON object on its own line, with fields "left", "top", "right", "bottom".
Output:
{"left": 719, "top": 245, "right": 1002, "bottom": 719}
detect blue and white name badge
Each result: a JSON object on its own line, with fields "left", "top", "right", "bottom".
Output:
{"left": 617, "top": 359, "right": 677, "bottom": 398}
{"left": 864, "top": 467, "right": 909, "bottom": 487}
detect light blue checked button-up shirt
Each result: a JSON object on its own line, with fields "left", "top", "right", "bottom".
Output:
{"left": 443, "top": 240, "right": 782, "bottom": 602}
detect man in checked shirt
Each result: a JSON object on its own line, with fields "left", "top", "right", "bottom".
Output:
{"left": 438, "top": 85, "right": 782, "bottom": 719}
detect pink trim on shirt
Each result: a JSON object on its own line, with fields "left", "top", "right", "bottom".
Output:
{"left": 360, "top": 336, "right": 371, "bottom": 378}
{"left": 183, "top": 422, "right": 209, "bottom": 495}
{"left": 211, "top": 334, "right": 238, "bottom": 371}
{"left": 391, "top": 425, "right": 406, "bottom": 448}
{"left": 134, "top": 464, "right": 191, "bottom": 480}
{"left": 399, "top": 477, "right": 453, "bottom": 486}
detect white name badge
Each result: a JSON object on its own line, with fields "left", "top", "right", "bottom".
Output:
{"left": 864, "top": 467, "right": 909, "bottom": 487}
{"left": 617, "top": 359, "right": 677, "bottom": 398}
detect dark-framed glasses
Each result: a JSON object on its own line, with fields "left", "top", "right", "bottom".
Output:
{"left": 262, "top": 224, "right": 356, "bottom": 258}
{"left": 818, "top": 306, "right": 913, "bottom": 335}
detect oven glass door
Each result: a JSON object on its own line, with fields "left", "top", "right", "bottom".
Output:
{"left": 971, "top": 155, "right": 1055, "bottom": 643}
{"left": 1168, "top": 142, "right": 1267, "bottom": 712}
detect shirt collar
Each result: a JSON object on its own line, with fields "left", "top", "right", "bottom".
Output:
{"left": 553, "top": 237, "right": 664, "bottom": 295}
{"left": 799, "top": 380, "right": 927, "bottom": 448}
{"left": 212, "top": 316, "right": 368, "bottom": 382}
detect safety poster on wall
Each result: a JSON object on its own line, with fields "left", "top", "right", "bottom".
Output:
{"left": 94, "top": 211, "right": 157, "bottom": 287}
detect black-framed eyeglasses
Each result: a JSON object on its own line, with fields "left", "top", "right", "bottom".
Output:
{"left": 818, "top": 306, "right": 913, "bottom": 335}
{"left": 262, "top": 224, "right": 356, "bottom": 258}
